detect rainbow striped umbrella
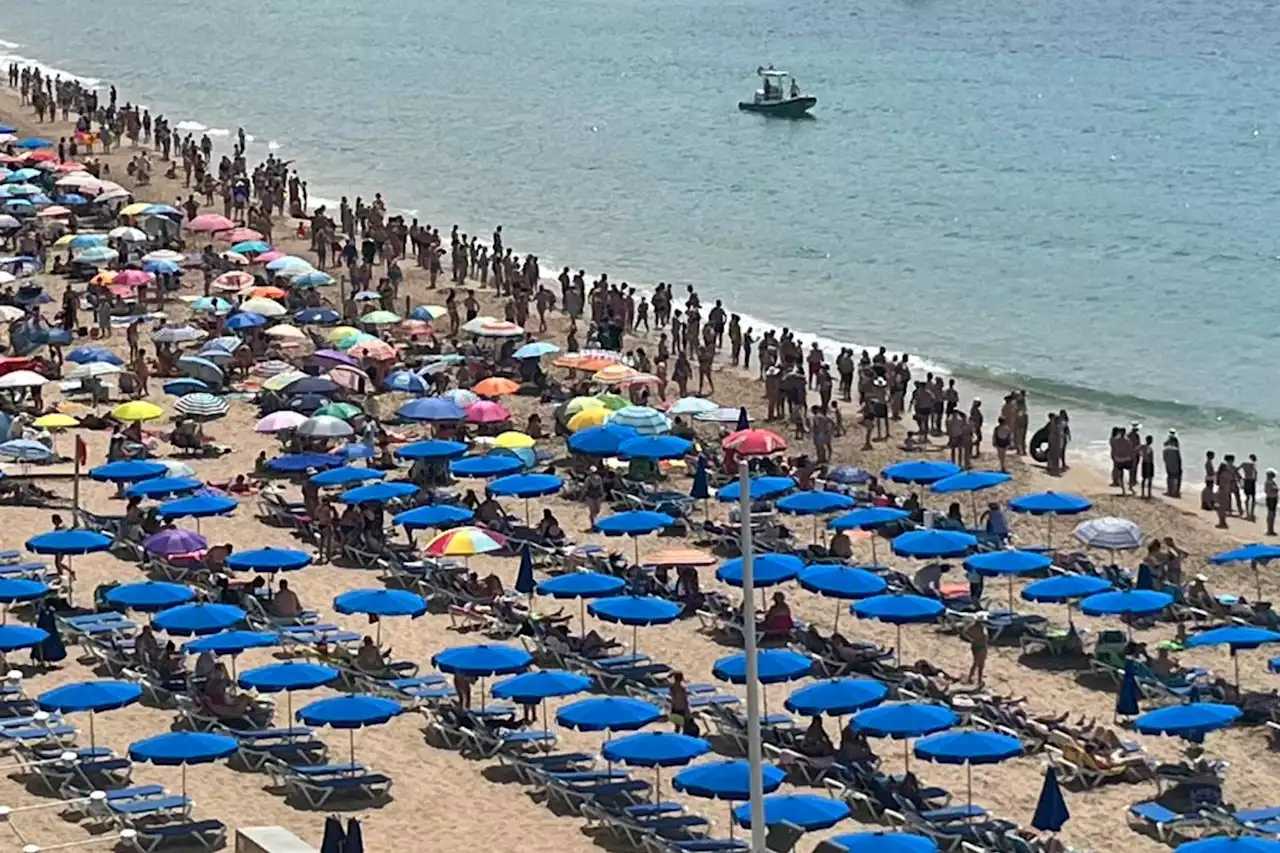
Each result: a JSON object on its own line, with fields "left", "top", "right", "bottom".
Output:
{"left": 423, "top": 526, "right": 507, "bottom": 559}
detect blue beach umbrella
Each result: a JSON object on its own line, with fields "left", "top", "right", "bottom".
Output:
{"left": 513, "top": 341, "right": 560, "bottom": 359}
{"left": 1116, "top": 660, "right": 1141, "bottom": 717}
{"left": 914, "top": 730, "right": 1024, "bottom": 813}
{"left": 1021, "top": 573, "right": 1111, "bottom": 626}
{"left": 267, "top": 453, "right": 344, "bottom": 473}
{"left": 1031, "top": 766, "right": 1070, "bottom": 833}
{"left": 1134, "top": 702, "right": 1241, "bottom": 744}
{"left": 0, "top": 439, "right": 52, "bottom": 462}
{"left": 853, "top": 594, "right": 944, "bottom": 664}
{"left": 67, "top": 346, "right": 123, "bottom": 366}
{"left": 716, "top": 553, "right": 804, "bottom": 588}
{"left": 142, "top": 259, "right": 181, "bottom": 275}
{"left": 334, "top": 588, "right": 426, "bottom": 643}
{"left": 932, "top": 470, "right": 1013, "bottom": 518}
{"left": 26, "top": 530, "right": 111, "bottom": 588}
{"left": 488, "top": 473, "right": 563, "bottom": 524}
{"left": 558, "top": 696, "right": 663, "bottom": 732}
{"left": 882, "top": 460, "right": 960, "bottom": 484}
{"left": 310, "top": 466, "right": 384, "bottom": 487}
{"left": 162, "top": 379, "right": 210, "bottom": 397}
{"left": 733, "top": 793, "right": 850, "bottom": 831}
{"left": 1079, "top": 589, "right": 1172, "bottom": 637}
{"left": 618, "top": 435, "right": 693, "bottom": 461}
{"left": 295, "top": 308, "right": 341, "bottom": 325}
{"left": 829, "top": 506, "right": 911, "bottom": 565}
{"left": 673, "top": 758, "right": 786, "bottom": 804}
{"left": 231, "top": 240, "right": 271, "bottom": 255}
{"left": 1189, "top": 626, "right": 1280, "bottom": 686}
{"left": 964, "top": 549, "right": 1053, "bottom": 609}
{"left": 292, "top": 271, "right": 335, "bottom": 288}
{"left": 0, "top": 624, "right": 48, "bottom": 655}
{"left": 589, "top": 595, "right": 682, "bottom": 657}
{"left": 1209, "top": 543, "right": 1280, "bottom": 601}
{"left": 716, "top": 476, "right": 796, "bottom": 503}
{"left": 603, "top": 731, "right": 711, "bottom": 799}
{"left": 240, "top": 662, "right": 337, "bottom": 693}
{"left": 297, "top": 695, "right": 403, "bottom": 768}
{"left": 537, "top": 572, "right": 626, "bottom": 634}
{"left": 433, "top": 643, "right": 532, "bottom": 711}
{"left": 785, "top": 678, "right": 888, "bottom": 717}
{"left": 777, "top": 491, "right": 856, "bottom": 543}
{"left": 337, "top": 481, "right": 419, "bottom": 505}
{"left": 398, "top": 397, "right": 465, "bottom": 422}
{"left": 128, "top": 731, "right": 237, "bottom": 800}
{"left": 1008, "top": 491, "right": 1092, "bottom": 547}
{"left": 183, "top": 630, "right": 277, "bottom": 657}
{"left": 0, "top": 578, "right": 48, "bottom": 607}
{"left": 153, "top": 603, "right": 246, "bottom": 636}
{"left": 714, "top": 649, "right": 812, "bottom": 723}
{"left": 891, "top": 529, "right": 977, "bottom": 560}
{"left": 567, "top": 424, "right": 639, "bottom": 457}
{"left": 124, "top": 477, "right": 204, "bottom": 500}
{"left": 105, "top": 581, "right": 196, "bottom": 613}
{"left": 384, "top": 371, "right": 428, "bottom": 394}
{"left": 226, "top": 548, "right": 312, "bottom": 574}
{"left": 449, "top": 454, "right": 524, "bottom": 478}
{"left": 492, "top": 669, "right": 591, "bottom": 735}
{"left": 38, "top": 680, "right": 142, "bottom": 749}
{"left": 799, "top": 565, "right": 887, "bottom": 630}
{"left": 595, "top": 510, "right": 675, "bottom": 563}
{"left": 329, "top": 443, "right": 374, "bottom": 463}
{"left": 1177, "top": 838, "right": 1280, "bottom": 853}
{"left": 395, "top": 439, "right": 468, "bottom": 461}
{"left": 829, "top": 833, "right": 938, "bottom": 853}
{"left": 851, "top": 700, "right": 958, "bottom": 763}
{"left": 155, "top": 495, "right": 238, "bottom": 533}
{"left": 393, "top": 504, "right": 474, "bottom": 530}
{"left": 225, "top": 312, "right": 266, "bottom": 331}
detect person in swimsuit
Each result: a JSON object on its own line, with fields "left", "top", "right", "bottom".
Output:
{"left": 1265, "top": 469, "right": 1278, "bottom": 537}
{"left": 1139, "top": 435, "right": 1156, "bottom": 499}
{"left": 993, "top": 417, "right": 1012, "bottom": 473}
{"left": 961, "top": 615, "right": 989, "bottom": 687}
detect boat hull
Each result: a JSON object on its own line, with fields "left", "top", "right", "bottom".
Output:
{"left": 737, "top": 96, "right": 817, "bottom": 118}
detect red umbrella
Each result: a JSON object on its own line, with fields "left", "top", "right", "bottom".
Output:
{"left": 186, "top": 213, "right": 236, "bottom": 233}
{"left": 465, "top": 400, "right": 511, "bottom": 424}
{"left": 722, "top": 428, "right": 787, "bottom": 457}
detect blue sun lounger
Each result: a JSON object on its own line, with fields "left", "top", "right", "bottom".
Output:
{"left": 546, "top": 776, "right": 650, "bottom": 814}
{"left": 125, "top": 819, "right": 228, "bottom": 852}
{"left": 108, "top": 795, "right": 192, "bottom": 824}
{"left": 284, "top": 770, "right": 393, "bottom": 809}
{"left": 234, "top": 729, "right": 327, "bottom": 771}
{"left": 1127, "top": 802, "right": 1210, "bottom": 841}
{"left": 500, "top": 750, "right": 594, "bottom": 783}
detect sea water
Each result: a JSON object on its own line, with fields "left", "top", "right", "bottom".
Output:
{"left": 3, "top": 0, "right": 1280, "bottom": 466}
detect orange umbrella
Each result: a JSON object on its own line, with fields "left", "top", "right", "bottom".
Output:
{"left": 89, "top": 271, "right": 118, "bottom": 286}
{"left": 247, "top": 286, "right": 287, "bottom": 300}
{"left": 473, "top": 377, "right": 520, "bottom": 397}
{"left": 593, "top": 363, "right": 638, "bottom": 384}
{"left": 555, "top": 355, "right": 616, "bottom": 372}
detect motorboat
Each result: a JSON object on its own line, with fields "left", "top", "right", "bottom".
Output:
{"left": 738, "top": 66, "right": 816, "bottom": 118}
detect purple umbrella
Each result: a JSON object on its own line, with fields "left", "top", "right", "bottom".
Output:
{"left": 144, "top": 528, "right": 209, "bottom": 556}
{"left": 313, "top": 349, "right": 359, "bottom": 368}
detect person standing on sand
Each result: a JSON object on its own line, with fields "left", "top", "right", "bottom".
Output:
{"left": 993, "top": 417, "right": 1012, "bottom": 472}
{"left": 1216, "top": 458, "right": 1236, "bottom": 529}
{"left": 1109, "top": 427, "right": 1130, "bottom": 492}
{"left": 1138, "top": 435, "right": 1155, "bottom": 498}
{"left": 1243, "top": 454, "right": 1259, "bottom": 521}
{"left": 812, "top": 405, "right": 833, "bottom": 464}
{"left": 1047, "top": 414, "right": 1065, "bottom": 476}
{"left": 1163, "top": 431, "right": 1183, "bottom": 497}
{"left": 1265, "top": 469, "right": 1278, "bottom": 536}
{"left": 1014, "top": 391, "right": 1030, "bottom": 455}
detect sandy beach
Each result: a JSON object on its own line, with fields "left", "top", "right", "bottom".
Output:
{"left": 1, "top": 69, "right": 1279, "bottom": 853}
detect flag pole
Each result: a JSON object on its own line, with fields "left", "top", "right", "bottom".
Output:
{"left": 738, "top": 459, "right": 765, "bottom": 853}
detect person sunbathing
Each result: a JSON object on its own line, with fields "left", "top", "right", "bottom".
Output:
{"left": 204, "top": 664, "right": 255, "bottom": 719}
{"left": 829, "top": 632, "right": 886, "bottom": 665}
{"left": 759, "top": 592, "right": 794, "bottom": 639}
{"left": 462, "top": 571, "right": 505, "bottom": 602}
{"left": 828, "top": 530, "right": 853, "bottom": 559}
{"left": 1150, "top": 646, "right": 1186, "bottom": 680}
{"left": 355, "top": 636, "right": 389, "bottom": 673}
{"left": 271, "top": 580, "right": 303, "bottom": 618}
{"left": 797, "top": 716, "right": 835, "bottom": 759}
{"left": 135, "top": 625, "right": 161, "bottom": 667}
{"left": 837, "top": 729, "right": 877, "bottom": 766}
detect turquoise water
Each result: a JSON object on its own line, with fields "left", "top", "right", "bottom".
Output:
{"left": 4, "top": 0, "right": 1280, "bottom": 459}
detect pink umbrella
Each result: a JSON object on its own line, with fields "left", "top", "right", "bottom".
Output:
{"left": 225, "top": 227, "right": 263, "bottom": 243}
{"left": 212, "top": 271, "right": 255, "bottom": 291}
{"left": 186, "top": 213, "right": 236, "bottom": 233}
{"left": 328, "top": 364, "right": 371, "bottom": 391}
{"left": 255, "top": 411, "right": 309, "bottom": 433}
{"left": 465, "top": 400, "right": 511, "bottom": 424}
{"left": 346, "top": 339, "right": 397, "bottom": 361}
{"left": 114, "top": 269, "right": 155, "bottom": 287}
{"left": 256, "top": 250, "right": 286, "bottom": 264}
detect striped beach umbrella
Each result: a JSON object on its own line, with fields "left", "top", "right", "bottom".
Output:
{"left": 607, "top": 405, "right": 671, "bottom": 436}
{"left": 423, "top": 526, "right": 507, "bottom": 558}
{"left": 174, "top": 393, "right": 229, "bottom": 421}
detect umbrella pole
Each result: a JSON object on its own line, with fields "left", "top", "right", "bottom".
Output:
{"left": 1008, "top": 576, "right": 1015, "bottom": 612}
{"left": 1234, "top": 650, "right": 1240, "bottom": 691}
{"left": 286, "top": 691, "right": 293, "bottom": 736}
{"left": 1047, "top": 516, "right": 1053, "bottom": 550}
{"left": 903, "top": 738, "right": 910, "bottom": 772}
{"left": 970, "top": 493, "right": 978, "bottom": 524}
{"left": 480, "top": 677, "right": 488, "bottom": 712}
{"left": 525, "top": 498, "right": 531, "bottom": 527}
{"left": 655, "top": 765, "right": 661, "bottom": 803}
{"left": 349, "top": 729, "right": 356, "bottom": 769}
{"left": 871, "top": 536, "right": 878, "bottom": 567}
{"left": 833, "top": 601, "right": 840, "bottom": 633}
{"left": 1257, "top": 563, "right": 1263, "bottom": 605}
{"left": 634, "top": 538, "right": 640, "bottom": 568}
{"left": 181, "top": 764, "right": 187, "bottom": 803}
{"left": 896, "top": 624, "right": 903, "bottom": 666}
{"left": 966, "top": 762, "right": 973, "bottom": 823}
{"left": 812, "top": 516, "right": 818, "bottom": 545}
{"left": 580, "top": 600, "right": 586, "bottom": 640}
{"left": 632, "top": 624, "right": 638, "bottom": 658}
{"left": 88, "top": 711, "right": 95, "bottom": 751}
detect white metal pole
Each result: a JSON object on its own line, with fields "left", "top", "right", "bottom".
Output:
{"left": 738, "top": 460, "right": 765, "bottom": 853}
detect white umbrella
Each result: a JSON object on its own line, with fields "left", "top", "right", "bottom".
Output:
{"left": 142, "top": 250, "right": 185, "bottom": 264}
{"left": 220, "top": 251, "right": 249, "bottom": 266}
{"left": 264, "top": 324, "right": 306, "bottom": 341}
{"left": 174, "top": 393, "right": 230, "bottom": 420}
{"left": 157, "top": 460, "right": 197, "bottom": 478}
{"left": 296, "top": 415, "right": 354, "bottom": 439}
{"left": 240, "top": 297, "right": 286, "bottom": 318}
{"left": 152, "top": 325, "right": 206, "bottom": 344}
{"left": 667, "top": 397, "right": 720, "bottom": 416}
{"left": 95, "top": 188, "right": 132, "bottom": 204}
{"left": 1073, "top": 516, "right": 1143, "bottom": 551}
{"left": 108, "top": 226, "right": 148, "bottom": 242}
{"left": 66, "top": 362, "right": 124, "bottom": 380}
{"left": 0, "top": 214, "right": 20, "bottom": 232}
{"left": 0, "top": 370, "right": 48, "bottom": 389}
{"left": 254, "top": 410, "right": 308, "bottom": 434}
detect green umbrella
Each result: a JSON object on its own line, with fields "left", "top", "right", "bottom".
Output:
{"left": 596, "top": 393, "right": 630, "bottom": 411}
{"left": 315, "top": 402, "right": 363, "bottom": 421}
{"left": 361, "top": 310, "right": 402, "bottom": 325}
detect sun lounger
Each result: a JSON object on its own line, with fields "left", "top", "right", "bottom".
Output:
{"left": 38, "top": 756, "right": 134, "bottom": 797}
{"left": 545, "top": 776, "right": 650, "bottom": 814}
{"left": 284, "top": 770, "right": 393, "bottom": 808}
{"left": 462, "top": 724, "right": 556, "bottom": 759}
{"left": 0, "top": 723, "right": 76, "bottom": 750}
{"left": 109, "top": 795, "right": 193, "bottom": 823}
{"left": 499, "top": 751, "right": 595, "bottom": 784}
{"left": 1127, "top": 801, "right": 1209, "bottom": 842}
{"left": 124, "top": 819, "right": 228, "bottom": 853}
{"left": 266, "top": 760, "right": 367, "bottom": 787}
{"left": 1048, "top": 742, "right": 1153, "bottom": 789}
{"left": 649, "top": 841, "right": 748, "bottom": 853}
{"left": 234, "top": 729, "right": 327, "bottom": 771}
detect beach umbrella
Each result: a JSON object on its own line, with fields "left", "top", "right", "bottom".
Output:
{"left": 492, "top": 669, "right": 591, "bottom": 736}
{"left": 714, "top": 649, "right": 812, "bottom": 721}
{"left": 721, "top": 428, "right": 785, "bottom": 457}
{"left": 162, "top": 378, "right": 210, "bottom": 397}
{"left": 0, "top": 438, "right": 52, "bottom": 463}
{"left": 567, "top": 424, "right": 638, "bottom": 457}
{"left": 1021, "top": 573, "right": 1112, "bottom": 627}
{"left": 608, "top": 405, "right": 671, "bottom": 435}
{"left": 226, "top": 548, "right": 312, "bottom": 574}
{"left": 690, "top": 457, "right": 710, "bottom": 514}
{"left": 183, "top": 631, "right": 277, "bottom": 663}
{"left": 465, "top": 400, "right": 510, "bottom": 425}
{"left": 255, "top": 411, "right": 309, "bottom": 434}
{"left": 892, "top": 529, "right": 977, "bottom": 560}
{"left": 1073, "top": 516, "right": 1143, "bottom": 551}
{"left": 589, "top": 596, "right": 681, "bottom": 657}
{"left": 1177, "top": 839, "right": 1280, "bottom": 853}
{"left": 513, "top": 341, "right": 560, "bottom": 359}
{"left": 393, "top": 504, "right": 474, "bottom": 531}
{"left": 124, "top": 477, "right": 203, "bottom": 500}
{"left": 964, "top": 550, "right": 1053, "bottom": 609}
{"left": 111, "top": 400, "right": 165, "bottom": 423}
{"left": 667, "top": 397, "right": 721, "bottom": 416}
{"left": 733, "top": 793, "right": 850, "bottom": 831}
{"left": 1184, "top": 626, "right": 1280, "bottom": 688}
{"left": 284, "top": 375, "right": 342, "bottom": 396}
{"left": 1079, "top": 589, "right": 1171, "bottom": 637}
{"left": 785, "top": 678, "right": 888, "bottom": 716}
{"left": 423, "top": 526, "right": 508, "bottom": 561}
{"left": 173, "top": 392, "right": 229, "bottom": 421}
{"left": 310, "top": 467, "right": 384, "bottom": 488}
{"left": 595, "top": 510, "right": 675, "bottom": 563}
{"left": 338, "top": 481, "right": 419, "bottom": 505}
{"left": 384, "top": 370, "right": 428, "bottom": 395}
{"left": 672, "top": 760, "right": 786, "bottom": 824}
{"left": 153, "top": 603, "right": 245, "bottom": 636}
{"left": 156, "top": 494, "right": 238, "bottom": 533}
{"left": 224, "top": 312, "right": 267, "bottom": 331}
{"left": 128, "top": 731, "right": 237, "bottom": 802}
{"left": 433, "top": 643, "right": 531, "bottom": 710}
{"left": 566, "top": 407, "right": 610, "bottom": 432}
{"left": 449, "top": 454, "right": 524, "bottom": 478}
{"left": 38, "top": 680, "right": 141, "bottom": 749}
{"left": 473, "top": 377, "right": 520, "bottom": 397}
{"left": 0, "top": 578, "right": 48, "bottom": 616}
{"left": 1134, "top": 702, "right": 1241, "bottom": 744}
{"left": 0, "top": 369, "right": 48, "bottom": 390}
{"left": 1008, "top": 491, "right": 1092, "bottom": 546}
{"left": 798, "top": 565, "right": 888, "bottom": 630}
{"left": 67, "top": 346, "right": 124, "bottom": 366}
{"left": 297, "top": 414, "right": 354, "bottom": 439}
{"left": 829, "top": 833, "right": 938, "bottom": 853}
{"left": 932, "top": 470, "right": 1013, "bottom": 517}
{"left": 297, "top": 695, "right": 402, "bottom": 768}
{"left": 603, "top": 731, "right": 710, "bottom": 800}
{"left": 777, "top": 490, "right": 856, "bottom": 542}
{"left": 914, "top": 730, "right": 1023, "bottom": 816}
{"left": 1031, "top": 766, "right": 1070, "bottom": 832}
{"left": 64, "top": 362, "right": 123, "bottom": 383}
{"left": 852, "top": 594, "right": 944, "bottom": 664}
{"left": 266, "top": 453, "right": 345, "bottom": 474}
{"left": 105, "top": 581, "right": 196, "bottom": 613}
{"left": 288, "top": 394, "right": 333, "bottom": 415}
{"left": 716, "top": 476, "right": 796, "bottom": 503}
{"left": 174, "top": 357, "right": 226, "bottom": 389}
{"left": 398, "top": 397, "right": 465, "bottom": 422}
{"left": 293, "top": 271, "right": 336, "bottom": 287}
{"left": 488, "top": 473, "right": 562, "bottom": 524}
{"left": 334, "top": 588, "right": 426, "bottom": 643}
{"left": 716, "top": 554, "right": 803, "bottom": 588}
{"left": 537, "top": 572, "right": 626, "bottom": 635}
{"left": 882, "top": 460, "right": 961, "bottom": 484}
{"left": 1115, "top": 660, "right": 1141, "bottom": 718}
{"left": 828, "top": 507, "right": 910, "bottom": 566}
{"left": 617, "top": 435, "right": 692, "bottom": 461}
{"left": 295, "top": 308, "right": 341, "bottom": 325}
{"left": 1209, "top": 543, "right": 1280, "bottom": 601}
{"left": 0, "top": 624, "right": 48, "bottom": 661}
{"left": 143, "top": 528, "right": 208, "bottom": 557}
{"left": 230, "top": 240, "right": 271, "bottom": 255}
{"left": 558, "top": 696, "right": 663, "bottom": 734}
{"left": 26, "top": 528, "right": 110, "bottom": 593}
{"left": 395, "top": 440, "right": 468, "bottom": 462}
{"left": 239, "top": 661, "right": 337, "bottom": 746}
{"left": 410, "top": 305, "right": 448, "bottom": 322}
{"left": 152, "top": 324, "right": 206, "bottom": 344}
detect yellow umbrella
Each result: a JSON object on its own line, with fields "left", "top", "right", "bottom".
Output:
{"left": 326, "top": 326, "right": 361, "bottom": 343}
{"left": 493, "top": 431, "right": 535, "bottom": 450}
{"left": 262, "top": 370, "right": 308, "bottom": 392}
{"left": 53, "top": 234, "right": 77, "bottom": 248}
{"left": 32, "top": 413, "right": 79, "bottom": 429}
{"left": 567, "top": 407, "right": 609, "bottom": 432}
{"left": 111, "top": 401, "right": 164, "bottom": 422}
{"left": 119, "top": 202, "right": 152, "bottom": 217}
{"left": 564, "top": 396, "right": 607, "bottom": 416}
